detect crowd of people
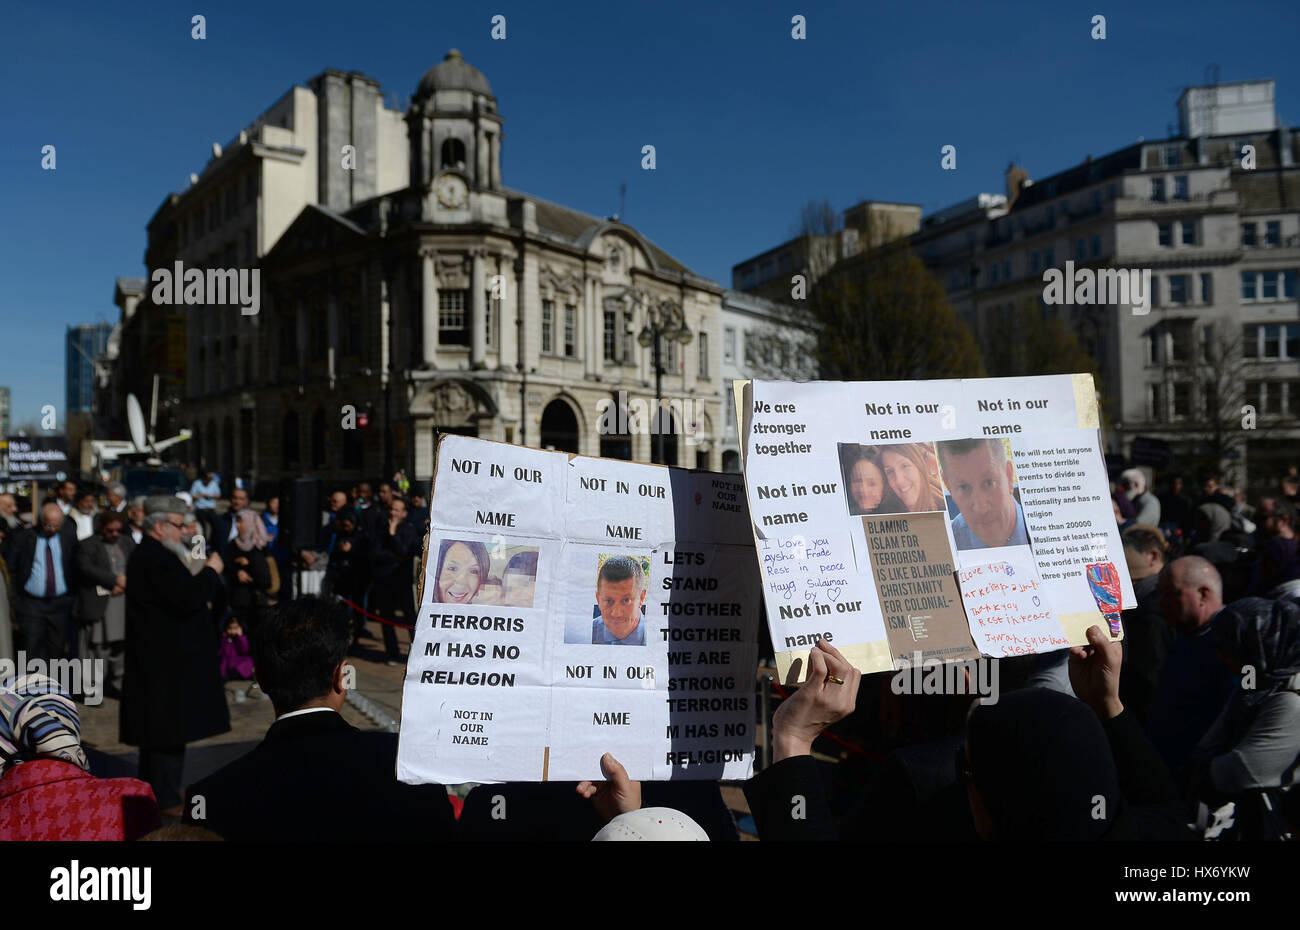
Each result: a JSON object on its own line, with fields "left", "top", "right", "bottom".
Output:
{"left": 0, "top": 461, "right": 1296, "bottom": 842}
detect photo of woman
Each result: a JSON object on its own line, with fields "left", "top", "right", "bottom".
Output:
{"left": 877, "top": 442, "right": 946, "bottom": 514}
{"left": 838, "top": 443, "right": 902, "bottom": 516}
{"left": 433, "top": 539, "right": 491, "bottom": 604}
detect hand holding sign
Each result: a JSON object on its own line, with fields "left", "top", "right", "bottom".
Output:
{"left": 1068, "top": 625, "right": 1124, "bottom": 720}
{"left": 772, "top": 639, "right": 861, "bottom": 762}
{"left": 575, "top": 752, "right": 641, "bottom": 823}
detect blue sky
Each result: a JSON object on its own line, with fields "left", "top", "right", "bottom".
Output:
{"left": 2, "top": 0, "right": 1297, "bottom": 425}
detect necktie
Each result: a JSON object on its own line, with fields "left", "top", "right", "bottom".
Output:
{"left": 45, "top": 539, "right": 57, "bottom": 597}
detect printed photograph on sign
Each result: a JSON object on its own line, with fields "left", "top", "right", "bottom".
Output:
{"left": 873, "top": 442, "right": 946, "bottom": 515}
{"left": 431, "top": 538, "right": 540, "bottom": 609}
{"left": 935, "top": 438, "right": 1034, "bottom": 553}
{"left": 838, "top": 443, "right": 900, "bottom": 516}
{"left": 566, "top": 553, "right": 653, "bottom": 646}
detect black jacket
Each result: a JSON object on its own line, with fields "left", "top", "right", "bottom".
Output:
{"left": 119, "top": 535, "right": 231, "bottom": 748}
{"left": 5, "top": 526, "right": 77, "bottom": 598}
{"left": 743, "top": 709, "right": 1193, "bottom": 841}
{"left": 184, "top": 710, "right": 457, "bottom": 842}
{"left": 221, "top": 542, "right": 272, "bottom": 613}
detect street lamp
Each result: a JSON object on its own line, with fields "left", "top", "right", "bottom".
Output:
{"left": 635, "top": 294, "right": 693, "bottom": 464}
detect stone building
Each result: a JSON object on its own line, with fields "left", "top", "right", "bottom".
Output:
{"left": 912, "top": 80, "right": 1299, "bottom": 490}
{"left": 257, "top": 50, "right": 722, "bottom": 483}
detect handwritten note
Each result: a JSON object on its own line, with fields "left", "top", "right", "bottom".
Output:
{"left": 957, "top": 558, "right": 1070, "bottom": 658}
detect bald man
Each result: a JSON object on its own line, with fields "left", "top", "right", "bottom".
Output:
{"left": 1146, "top": 557, "right": 1239, "bottom": 776}
{"left": 6, "top": 502, "right": 77, "bottom": 661}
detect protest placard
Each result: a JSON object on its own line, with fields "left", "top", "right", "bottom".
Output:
{"left": 395, "top": 435, "right": 760, "bottom": 784}
{"left": 735, "top": 374, "right": 1134, "bottom": 679}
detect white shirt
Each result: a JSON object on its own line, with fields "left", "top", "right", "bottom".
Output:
{"left": 71, "top": 509, "right": 95, "bottom": 541}
{"left": 57, "top": 500, "right": 72, "bottom": 515}
{"left": 131, "top": 527, "right": 143, "bottom": 544}
{"left": 276, "top": 706, "right": 338, "bottom": 722}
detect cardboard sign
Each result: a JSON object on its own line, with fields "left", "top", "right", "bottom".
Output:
{"left": 736, "top": 374, "right": 1134, "bottom": 679}
{"left": 396, "top": 435, "right": 760, "bottom": 784}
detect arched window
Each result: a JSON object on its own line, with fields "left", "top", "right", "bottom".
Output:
{"left": 311, "top": 407, "right": 327, "bottom": 469}
{"left": 440, "top": 138, "right": 466, "bottom": 171}
{"left": 282, "top": 410, "right": 300, "bottom": 471}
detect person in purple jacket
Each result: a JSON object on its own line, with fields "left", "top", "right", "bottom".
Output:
{"left": 219, "top": 618, "right": 255, "bottom": 681}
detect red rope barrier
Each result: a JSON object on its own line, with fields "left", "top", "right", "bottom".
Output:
{"left": 335, "top": 595, "right": 415, "bottom": 630}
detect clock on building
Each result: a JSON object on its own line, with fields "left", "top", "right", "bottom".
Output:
{"left": 433, "top": 174, "right": 469, "bottom": 209}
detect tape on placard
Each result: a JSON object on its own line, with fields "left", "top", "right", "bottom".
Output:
{"left": 1071, "top": 373, "right": 1099, "bottom": 429}
{"left": 542, "top": 746, "right": 550, "bottom": 782}
{"left": 773, "top": 638, "right": 894, "bottom": 681}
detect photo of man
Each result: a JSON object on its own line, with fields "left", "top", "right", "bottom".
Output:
{"left": 937, "top": 437, "right": 1031, "bottom": 551}
{"left": 591, "top": 554, "right": 647, "bottom": 646}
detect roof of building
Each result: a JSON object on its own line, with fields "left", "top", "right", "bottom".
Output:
{"left": 415, "top": 49, "right": 493, "bottom": 99}
{"left": 115, "top": 277, "right": 146, "bottom": 296}
{"left": 499, "top": 186, "right": 696, "bottom": 278}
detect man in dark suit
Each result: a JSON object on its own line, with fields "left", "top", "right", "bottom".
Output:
{"left": 371, "top": 496, "right": 420, "bottom": 664}
{"left": 120, "top": 496, "right": 230, "bottom": 815}
{"left": 184, "top": 596, "right": 457, "bottom": 841}
{"left": 209, "top": 486, "right": 250, "bottom": 553}
{"left": 74, "top": 509, "right": 129, "bottom": 696}
{"left": 6, "top": 502, "right": 77, "bottom": 662}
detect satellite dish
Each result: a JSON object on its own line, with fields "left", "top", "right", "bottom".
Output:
{"left": 127, "top": 394, "right": 149, "bottom": 453}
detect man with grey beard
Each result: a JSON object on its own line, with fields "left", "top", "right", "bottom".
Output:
{"left": 120, "top": 496, "right": 230, "bottom": 816}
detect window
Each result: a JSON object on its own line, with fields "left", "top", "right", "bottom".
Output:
{"left": 1241, "top": 269, "right": 1299, "bottom": 301}
{"left": 1151, "top": 177, "right": 1166, "bottom": 202}
{"left": 603, "top": 310, "right": 617, "bottom": 361}
{"left": 1145, "top": 331, "right": 1159, "bottom": 365}
{"left": 1168, "top": 275, "right": 1188, "bottom": 305}
{"left": 698, "top": 331, "right": 709, "bottom": 378}
{"left": 1265, "top": 382, "right": 1283, "bottom": 416}
{"left": 1158, "top": 223, "right": 1173, "bottom": 247}
{"left": 541, "top": 299, "right": 554, "bottom": 353}
{"left": 1242, "top": 223, "right": 1257, "bottom": 246}
{"left": 991, "top": 263, "right": 999, "bottom": 284}
{"left": 1173, "top": 175, "right": 1189, "bottom": 201}
{"left": 564, "top": 304, "right": 576, "bottom": 356}
{"left": 1150, "top": 276, "right": 1160, "bottom": 307}
{"left": 1181, "top": 221, "right": 1197, "bottom": 246}
{"left": 1030, "top": 251, "right": 1040, "bottom": 272}
{"left": 1200, "top": 273, "right": 1212, "bottom": 304}
{"left": 438, "top": 290, "right": 469, "bottom": 345}
{"left": 723, "top": 326, "right": 736, "bottom": 363}
{"left": 1163, "top": 145, "right": 1180, "bottom": 167}
{"left": 1075, "top": 239, "right": 1086, "bottom": 261}
{"left": 1244, "top": 323, "right": 1300, "bottom": 360}
{"left": 1090, "top": 235, "right": 1101, "bottom": 258}
{"left": 1172, "top": 383, "right": 1191, "bottom": 418}
{"left": 1148, "top": 383, "right": 1163, "bottom": 421}
{"left": 440, "top": 138, "right": 467, "bottom": 170}
{"left": 484, "top": 291, "right": 495, "bottom": 347}
{"left": 1262, "top": 271, "right": 1279, "bottom": 300}
{"left": 1266, "top": 221, "right": 1281, "bottom": 247}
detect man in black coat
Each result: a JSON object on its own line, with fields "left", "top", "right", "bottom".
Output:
{"left": 184, "top": 596, "right": 457, "bottom": 842}
{"left": 120, "top": 496, "right": 230, "bottom": 814}
{"left": 371, "top": 496, "right": 420, "bottom": 663}
{"left": 6, "top": 502, "right": 77, "bottom": 662}
{"left": 209, "top": 486, "right": 250, "bottom": 552}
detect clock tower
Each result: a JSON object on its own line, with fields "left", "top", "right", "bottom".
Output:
{"left": 407, "top": 49, "right": 505, "bottom": 223}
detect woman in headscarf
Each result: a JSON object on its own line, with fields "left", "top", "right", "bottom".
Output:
{"left": 0, "top": 675, "right": 160, "bottom": 840}
{"left": 222, "top": 509, "right": 273, "bottom": 634}
{"left": 1192, "top": 597, "right": 1300, "bottom": 836}
{"left": 878, "top": 442, "right": 945, "bottom": 514}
